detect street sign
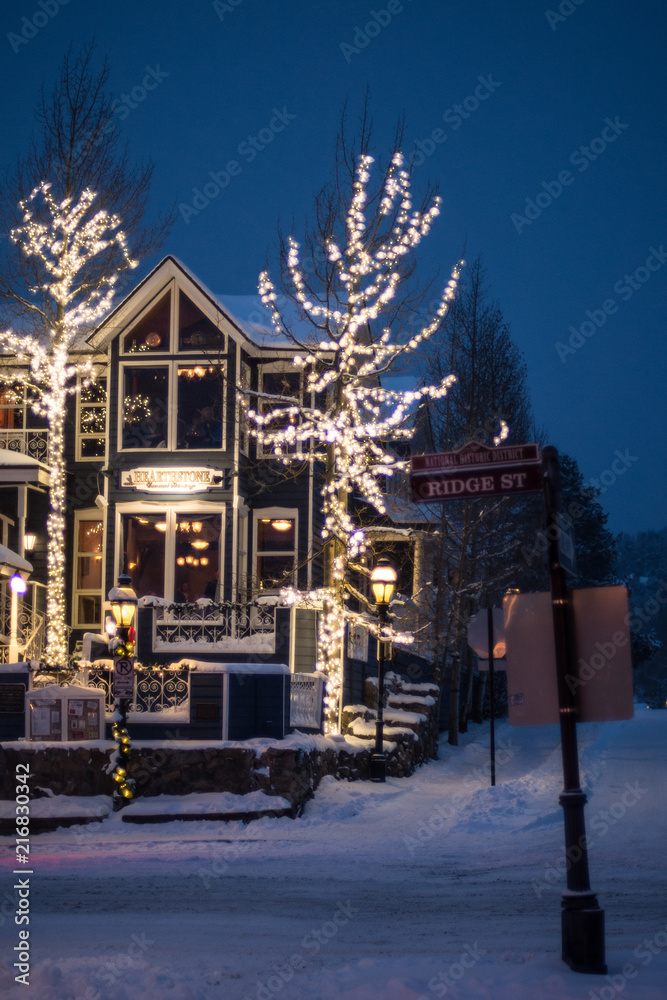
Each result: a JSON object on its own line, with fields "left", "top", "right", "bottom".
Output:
{"left": 113, "top": 657, "right": 135, "bottom": 698}
{"left": 410, "top": 440, "right": 542, "bottom": 502}
{"left": 412, "top": 461, "right": 543, "bottom": 502}
{"left": 411, "top": 441, "right": 540, "bottom": 473}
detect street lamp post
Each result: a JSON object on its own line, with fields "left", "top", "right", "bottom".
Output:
{"left": 370, "top": 558, "right": 397, "bottom": 783}
{"left": 108, "top": 574, "right": 138, "bottom": 807}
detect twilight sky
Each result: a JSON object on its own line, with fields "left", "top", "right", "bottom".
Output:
{"left": 1, "top": 0, "right": 665, "bottom": 536}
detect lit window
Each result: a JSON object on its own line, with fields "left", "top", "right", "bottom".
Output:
{"left": 121, "top": 367, "right": 169, "bottom": 449}
{"left": 176, "top": 366, "right": 224, "bottom": 449}
{"left": 178, "top": 291, "right": 224, "bottom": 351}
{"left": 77, "top": 377, "right": 107, "bottom": 460}
{"left": 255, "top": 515, "right": 296, "bottom": 590}
{"left": 122, "top": 514, "right": 166, "bottom": 599}
{"left": 123, "top": 291, "right": 171, "bottom": 353}
{"left": 74, "top": 515, "right": 103, "bottom": 627}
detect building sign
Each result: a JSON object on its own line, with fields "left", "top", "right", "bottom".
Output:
{"left": 120, "top": 466, "right": 223, "bottom": 493}
{"left": 411, "top": 441, "right": 542, "bottom": 502}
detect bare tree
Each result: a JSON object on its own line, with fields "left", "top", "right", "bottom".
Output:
{"left": 0, "top": 41, "right": 172, "bottom": 327}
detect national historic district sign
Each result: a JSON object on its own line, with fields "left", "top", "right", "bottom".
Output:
{"left": 410, "top": 441, "right": 542, "bottom": 502}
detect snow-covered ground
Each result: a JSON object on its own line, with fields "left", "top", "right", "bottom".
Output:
{"left": 1, "top": 706, "right": 665, "bottom": 1000}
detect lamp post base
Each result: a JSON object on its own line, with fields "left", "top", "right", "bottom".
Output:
{"left": 562, "top": 898, "right": 607, "bottom": 974}
{"left": 370, "top": 753, "right": 386, "bottom": 782}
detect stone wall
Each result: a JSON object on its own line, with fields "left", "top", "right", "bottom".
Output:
{"left": 0, "top": 673, "right": 442, "bottom": 814}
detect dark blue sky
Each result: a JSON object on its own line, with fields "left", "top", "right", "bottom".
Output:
{"left": 2, "top": 0, "right": 665, "bottom": 536}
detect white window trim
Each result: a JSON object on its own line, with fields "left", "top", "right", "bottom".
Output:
{"left": 75, "top": 371, "right": 108, "bottom": 463}
{"left": 119, "top": 280, "right": 228, "bottom": 358}
{"left": 252, "top": 506, "right": 299, "bottom": 594}
{"left": 72, "top": 509, "right": 105, "bottom": 630}
{"left": 114, "top": 499, "right": 226, "bottom": 603}
{"left": 118, "top": 359, "right": 227, "bottom": 453}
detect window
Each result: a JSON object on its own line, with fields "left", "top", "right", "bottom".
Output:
{"left": 0, "top": 383, "right": 47, "bottom": 461}
{"left": 122, "top": 290, "right": 171, "bottom": 354}
{"left": 0, "top": 384, "right": 24, "bottom": 429}
{"left": 77, "top": 376, "right": 107, "bottom": 460}
{"left": 178, "top": 291, "right": 224, "bottom": 351}
{"left": 121, "top": 366, "right": 169, "bottom": 449}
{"left": 259, "top": 366, "right": 302, "bottom": 455}
{"left": 174, "top": 513, "right": 222, "bottom": 602}
{"left": 120, "top": 363, "right": 225, "bottom": 451}
{"left": 121, "top": 509, "right": 223, "bottom": 602}
{"left": 73, "top": 514, "right": 104, "bottom": 627}
{"left": 176, "top": 366, "right": 224, "bottom": 449}
{"left": 122, "top": 514, "right": 167, "bottom": 599}
{"left": 254, "top": 509, "right": 297, "bottom": 591}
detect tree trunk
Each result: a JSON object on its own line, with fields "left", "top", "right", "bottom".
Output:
{"left": 448, "top": 650, "right": 460, "bottom": 745}
{"left": 459, "top": 644, "right": 475, "bottom": 733}
{"left": 45, "top": 352, "right": 69, "bottom": 667}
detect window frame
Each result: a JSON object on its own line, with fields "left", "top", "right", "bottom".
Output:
{"left": 72, "top": 509, "right": 105, "bottom": 630}
{"left": 257, "top": 362, "right": 303, "bottom": 457}
{"left": 114, "top": 500, "right": 226, "bottom": 604}
{"left": 76, "top": 371, "right": 108, "bottom": 463}
{"left": 252, "top": 506, "right": 299, "bottom": 594}
{"left": 118, "top": 360, "right": 227, "bottom": 453}
{"left": 120, "top": 284, "right": 174, "bottom": 356}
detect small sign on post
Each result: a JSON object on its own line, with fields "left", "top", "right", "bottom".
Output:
{"left": 113, "top": 657, "right": 135, "bottom": 699}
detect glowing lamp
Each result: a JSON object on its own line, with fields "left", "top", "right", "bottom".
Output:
{"left": 191, "top": 540, "right": 209, "bottom": 550}
{"left": 108, "top": 574, "right": 138, "bottom": 628}
{"left": 23, "top": 533, "right": 37, "bottom": 552}
{"left": 271, "top": 519, "right": 292, "bottom": 532}
{"left": 10, "top": 573, "right": 28, "bottom": 595}
{"left": 370, "top": 558, "right": 397, "bottom": 607}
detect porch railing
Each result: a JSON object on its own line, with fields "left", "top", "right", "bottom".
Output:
{"left": 152, "top": 600, "right": 276, "bottom": 654}
{"left": 0, "top": 581, "right": 47, "bottom": 663}
{"left": 0, "top": 429, "right": 48, "bottom": 463}
{"left": 71, "top": 663, "right": 191, "bottom": 720}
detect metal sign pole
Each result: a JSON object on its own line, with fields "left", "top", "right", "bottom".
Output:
{"left": 487, "top": 606, "right": 496, "bottom": 787}
{"left": 542, "top": 445, "right": 606, "bottom": 974}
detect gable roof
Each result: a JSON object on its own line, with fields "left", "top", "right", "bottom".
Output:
{"left": 86, "top": 255, "right": 317, "bottom": 356}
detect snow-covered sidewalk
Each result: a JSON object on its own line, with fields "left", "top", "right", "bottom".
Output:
{"left": 1, "top": 707, "right": 665, "bottom": 999}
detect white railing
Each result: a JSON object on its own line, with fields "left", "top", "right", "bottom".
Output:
{"left": 0, "top": 429, "right": 48, "bottom": 463}
{"left": 152, "top": 601, "right": 276, "bottom": 654}
{"left": 74, "top": 663, "right": 190, "bottom": 719}
{"left": 290, "top": 672, "right": 324, "bottom": 730}
{"left": 0, "top": 581, "right": 47, "bottom": 662}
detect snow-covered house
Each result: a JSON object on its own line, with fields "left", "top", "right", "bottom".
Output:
{"left": 0, "top": 257, "right": 436, "bottom": 735}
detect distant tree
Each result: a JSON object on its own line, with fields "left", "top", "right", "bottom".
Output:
{"left": 420, "top": 257, "right": 536, "bottom": 742}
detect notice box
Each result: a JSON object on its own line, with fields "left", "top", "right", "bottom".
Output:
{"left": 504, "top": 586, "right": 634, "bottom": 726}
{"left": 27, "top": 685, "right": 105, "bottom": 741}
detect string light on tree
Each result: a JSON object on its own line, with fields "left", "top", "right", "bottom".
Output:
{"left": 244, "top": 152, "right": 463, "bottom": 732}
{"left": 0, "top": 182, "right": 137, "bottom": 669}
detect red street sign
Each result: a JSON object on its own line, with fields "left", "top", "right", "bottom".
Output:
{"left": 412, "top": 461, "right": 543, "bottom": 502}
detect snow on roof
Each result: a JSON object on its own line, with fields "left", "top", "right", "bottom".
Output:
{"left": 0, "top": 542, "right": 32, "bottom": 574}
